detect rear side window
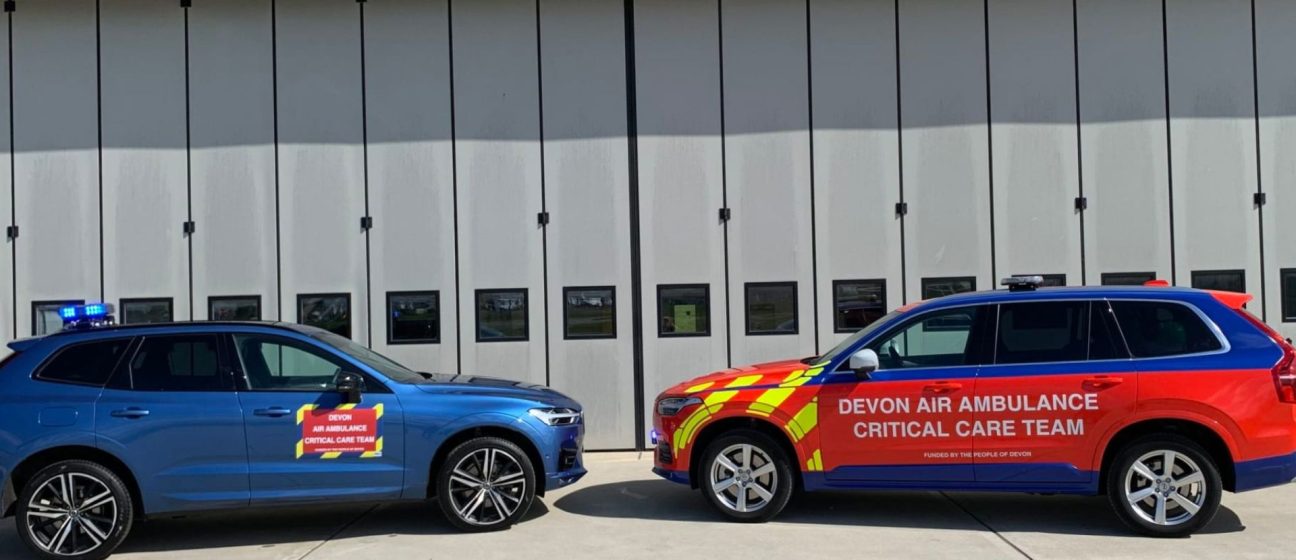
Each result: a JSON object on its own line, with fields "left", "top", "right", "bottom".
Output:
{"left": 129, "top": 335, "right": 229, "bottom": 391}
{"left": 36, "top": 339, "right": 133, "bottom": 387}
{"left": 995, "top": 301, "right": 1089, "bottom": 364}
{"left": 1110, "top": 301, "right": 1223, "bottom": 358}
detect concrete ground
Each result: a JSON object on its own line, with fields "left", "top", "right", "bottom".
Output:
{"left": 1, "top": 452, "right": 1291, "bottom": 560}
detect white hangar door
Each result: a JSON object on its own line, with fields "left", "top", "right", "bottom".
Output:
{"left": 1257, "top": 0, "right": 1296, "bottom": 334}
{"left": 635, "top": 0, "right": 730, "bottom": 423}
{"left": 363, "top": 0, "right": 458, "bottom": 373}
{"left": 540, "top": 0, "right": 636, "bottom": 450}
{"left": 190, "top": 0, "right": 278, "bottom": 323}
{"left": 1166, "top": 1, "right": 1261, "bottom": 298}
{"left": 453, "top": 0, "right": 548, "bottom": 386}
{"left": 1077, "top": 0, "right": 1172, "bottom": 286}
{"left": 0, "top": 12, "right": 12, "bottom": 350}
{"left": 12, "top": 0, "right": 102, "bottom": 336}
{"left": 899, "top": 0, "right": 993, "bottom": 302}
{"left": 722, "top": 0, "right": 816, "bottom": 365}
{"left": 100, "top": 0, "right": 189, "bottom": 324}
{"left": 276, "top": 0, "right": 369, "bottom": 343}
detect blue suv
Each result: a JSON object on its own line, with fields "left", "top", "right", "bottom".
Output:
{"left": 0, "top": 306, "right": 586, "bottom": 559}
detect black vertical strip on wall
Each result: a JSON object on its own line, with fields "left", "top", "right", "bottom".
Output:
{"left": 1249, "top": 0, "right": 1267, "bottom": 321}
{"left": 95, "top": 0, "right": 104, "bottom": 301}
{"left": 894, "top": 0, "right": 906, "bottom": 305}
{"left": 271, "top": 0, "right": 282, "bottom": 320}
{"left": 535, "top": 0, "right": 551, "bottom": 386}
{"left": 717, "top": 0, "right": 732, "bottom": 367}
{"left": 8, "top": 10, "right": 16, "bottom": 335}
{"left": 447, "top": 0, "right": 462, "bottom": 374}
{"left": 804, "top": 0, "right": 819, "bottom": 355}
{"left": 183, "top": 3, "right": 193, "bottom": 318}
{"left": 1161, "top": 0, "right": 1176, "bottom": 285}
{"left": 983, "top": 0, "right": 996, "bottom": 286}
{"left": 1072, "top": 0, "right": 1086, "bottom": 285}
{"left": 624, "top": 0, "right": 646, "bottom": 451}
{"left": 358, "top": 0, "right": 373, "bottom": 345}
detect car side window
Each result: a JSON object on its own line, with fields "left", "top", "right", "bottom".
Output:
{"left": 129, "top": 335, "right": 229, "bottom": 391}
{"left": 994, "top": 301, "right": 1089, "bottom": 365}
{"left": 36, "top": 338, "right": 133, "bottom": 387}
{"left": 233, "top": 334, "right": 347, "bottom": 392}
{"left": 868, "top": 306, "right": 983, "bottom": 370}
{"left": 1110, "top": 300, "right": 1223, "bottom": 358}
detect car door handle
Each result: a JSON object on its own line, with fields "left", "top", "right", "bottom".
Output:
{"left": 923, "top": 381, "right": 963, "bottom": 394}
{"left": 254, "top": 407, "right": 293, "bottom": 418}
{"left": 110, "top": 408, "right": 150, "bottom": 419}
{"left": 1084, "top": 376, "right": 1125, "bottom": 389}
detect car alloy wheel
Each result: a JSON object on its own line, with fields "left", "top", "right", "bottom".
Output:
{"left": 24, "top": 472, "right": 118, "bottom": 557}
{"left": 709, "top": 443, "right": 779, "bottom": 514}
{"left": 446, "top": 447, "right": 528, "bottom": 527}
{"left": 1123, "top": 449, "right": 1208, "bottom": 526}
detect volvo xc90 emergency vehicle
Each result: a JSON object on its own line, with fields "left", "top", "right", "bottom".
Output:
{"left": 652, "top": 277, "right": 1296, "bottom": 537}
{"left": 0, "top": 305, "right": 586, "bottom": 560}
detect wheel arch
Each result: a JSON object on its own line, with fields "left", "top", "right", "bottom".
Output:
{"left": 687, "top": 416, "right": 803, "bottom": 491}
{"left": 427, "top": 425, "right": 547, "bottom": 498}
{"left": 2, "top": 445, "right": 144, "bottom": 518}
{"left": 1098, "top": 418, "right": 1237, "bottom": 492}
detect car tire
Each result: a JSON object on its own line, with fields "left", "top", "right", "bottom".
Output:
{"left": 435, "top": 437, "right": 537, "bottom": 532}
{"left": 699, "top": 429, "right": 795, "bottom": 523}
{"left": 1106, "top": 434, "right": 1222, "bottom": 538}
{"left": 15, "top": 459, "right": 134, "bottom": 560}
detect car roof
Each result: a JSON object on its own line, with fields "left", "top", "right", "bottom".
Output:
{"left": 906, "top": 285, "right": 1222, "bottom": 311}
{"left": 8, "top": 321, "right": 318, "bottom": 352}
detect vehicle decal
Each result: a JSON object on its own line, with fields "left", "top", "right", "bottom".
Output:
{"left": 295, "top": 403, "right": 384, "bottom": 460}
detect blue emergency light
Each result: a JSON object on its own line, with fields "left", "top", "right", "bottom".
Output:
{"left": 59, "top": 303, "right": 115, "bottom": 330}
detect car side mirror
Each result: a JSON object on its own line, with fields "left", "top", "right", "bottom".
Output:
{"left": 336, "top": 371, "right": 365, "bottom": 404}
{"left": 849, "top": 348, "right": 880, "bottom": 379}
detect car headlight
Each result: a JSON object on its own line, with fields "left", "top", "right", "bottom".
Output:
{"left": 656, "top": 396, "right": 702, "bottom": 417}
{"left": 529, "top": 407, "right": 582, "bottom": 426}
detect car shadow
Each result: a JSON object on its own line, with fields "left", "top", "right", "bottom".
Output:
{"left": 552, "top": 479, "right": 1245, "bottom": 537}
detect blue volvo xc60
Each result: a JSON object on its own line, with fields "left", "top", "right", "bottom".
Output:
{"left": 0, "top": 306, "right": 586, "bottom": 560}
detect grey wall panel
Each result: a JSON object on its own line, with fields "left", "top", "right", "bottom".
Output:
{"left": 277, "top": 0, "right": 368, "bottom": 342}
{"left": 1166, "top": 0, "right": 1260, "bottom": 292}
{"left": 809, "top": 0, "right": 902, "bottom": 343}
{"left": 540, "top": 0, "right": 634, "bottom": 449}
{"left": 364, "top": 0, "right": 457, "bottom": 370}
{"left": 0, "top": 14, "right": 12, "bottom": 349}
{"left": 100, "top": 0, "right": 189, "bottom": 319}
{"left": 1257, "top": 0, "right": 1296, "bottom": 333}
{"left": 635, "top": 0, "right": 729, "bottom": 418}
{"left": 189, "top": 0, "right": 278, "bottom": 320}
{"left": 899, "top": 0, "right": 992, "bottom": 299}
{"left": 12, "top": 0, "right": 101, "bottom": 335}
{"left": 453, "top": 0, "right": 547, "bottom": 384}
{"left": 1077, "top": 0, "right": 1171, "bottom": 284}
{"left": 723, "top": 0, "right": 815, "bottom": 363}
{"left": 988, "top": 0, "right": 1081, "bottom": 284}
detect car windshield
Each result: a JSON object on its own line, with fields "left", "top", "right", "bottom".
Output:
{"left": 312, "top": 331, "right": 427, "bottom": 384}
{"left": 813, "top": 309, "right": 904, "bottom": 365}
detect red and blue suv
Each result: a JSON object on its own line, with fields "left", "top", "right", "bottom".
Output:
{"left": 652, "top": 277, "right": 1296, "bottom": 536}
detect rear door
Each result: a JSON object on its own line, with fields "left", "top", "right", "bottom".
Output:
{"left": 973, "top": 300, "right": 1136, "bottom": 485}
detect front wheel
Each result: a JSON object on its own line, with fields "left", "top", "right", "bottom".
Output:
{"left": 699, "top": 429, "right": 795, "bottom": 522}
{"left": 1107, "top": 434, "right": 1222, "bottom": 537}
{"left": 435, "top": 437, "right": 537, "bottom": 532}
{"left": 15, "top": 460, "right": 134, "bottom": 560}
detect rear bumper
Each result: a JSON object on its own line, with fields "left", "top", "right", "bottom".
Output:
{"left": 1235, "top": 451, "right": 1296, "bottom": 492}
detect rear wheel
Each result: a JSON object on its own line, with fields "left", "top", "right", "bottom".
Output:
{"left": 1107, "top": 435, "right": 1221, "bottom": 537}
{"left": 699, "top": 429, "right": 794, "bottom": 522}
{"left": 435, "top": 437, "right": 536, "bottom": 532}
{"left": 15, "top": 460, "right": 133, "bottom": 560}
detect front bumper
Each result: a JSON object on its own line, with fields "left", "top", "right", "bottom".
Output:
{"left": 540, "top": 421, "right": 587, "bottom": 492}
{"left": 1235, "top": 451, "right": 1296, "bottom": 492}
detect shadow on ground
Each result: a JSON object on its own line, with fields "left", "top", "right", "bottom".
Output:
{"left": 553, "top": 479, "right": 1246, "bottom": 537}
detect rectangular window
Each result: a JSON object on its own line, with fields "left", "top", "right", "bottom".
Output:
{"left": 1012, "top": 274, "right": 1066, "bottom": 287}
{"left": 209, "top": 295, "right": 261, "bottom": 321}
{"left": 387, "top": 291, "right": 440, "bottom": 344}
{"left": 995, "top": 301, "right": 1088, "bottom": 365}
{"left": 833, "top": 279, "right": 886, "bottom": 333}
{"left": 31, "top": 299, "right": 85, "bottom": 336}
{"left": 1283, "top": 269, "right": 1296, "bottom": 322}
{"left": 1101, "top": 271, "right": 1156, "bottom": 286}
{"left": 129, "top": 334, "right": 228, "bottom": 391}
{"left": 564, "top": 286, "right": 616, "bottom": 339}
{"left": 1191, "top": 269, "right": 1246, "bottom": 293}
{"left": 297, "top": 293, "right": 352, "bottom": 338}
{"left": 745, "top": 282, "right": 797, "bottom": 335}
{"left": 921, "top": 277, "right": 976, "bottom": 300}
{"left": 477, "top": 289, "right": 528, "bottom": 342}
{"left": 658, "top": 284, "right": 710, "bottom": 337}
{"left": 1110, "top": 300, "right": 1223, "bottom": 357}
{"left": 120, "top": 298, "right": 174, "bottom": 325}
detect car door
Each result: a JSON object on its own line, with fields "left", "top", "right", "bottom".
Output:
{"left": 818, "top": 305, "right": 992, "bottom": 482}
{"left": 973, "top": 300, "right": 1136, "bottom": 485}
{"left": 230, "top": 333, "right": 405, "bottom": 504}
{"left": 95, "top": 333, "right": 249, "bottom": 513}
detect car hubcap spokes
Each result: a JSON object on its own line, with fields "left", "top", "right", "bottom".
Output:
{"left": 26, "top": 473, "right": 117, "bottom": 556}
{"left": 1124, "top": 450, "right": 1207, "bottom": 526}
{"left": 711, "top": 444, "right": 777, "bottom": 513}
{"left": 447, "top": 448, "right": 526, "bottom": 526}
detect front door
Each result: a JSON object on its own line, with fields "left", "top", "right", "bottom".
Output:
{"left": 229, "top": 333, "right": 406, "bottom": 505}
{"left": 818, "top": 305, "right": 992, "bottom": 482}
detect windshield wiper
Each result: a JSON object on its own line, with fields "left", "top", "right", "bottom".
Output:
{"left": 799, "top": 355, "right": 819, "bottom": 365}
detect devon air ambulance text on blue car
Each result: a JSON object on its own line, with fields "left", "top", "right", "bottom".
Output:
{"left": 0, "top": 304, "right": 586, "bottom": 560}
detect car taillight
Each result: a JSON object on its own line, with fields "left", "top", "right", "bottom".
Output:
{"left": 1236, "top": 309, "right": 1296, "bottom": 404}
